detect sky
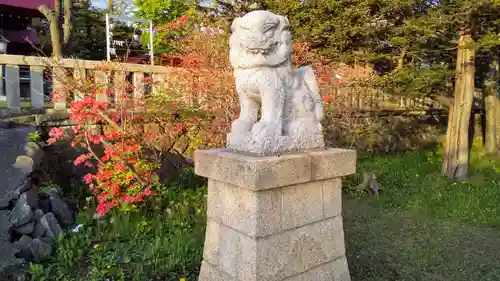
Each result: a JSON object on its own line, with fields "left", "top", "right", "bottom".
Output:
{"left": 91, "top": 0, "right": 138, "bottom": 17}
{"left": 92, "top": 0, "right": 214, "bottom": 12}
{"left": 91, "top": 0, "right": 107, "bottom": 9}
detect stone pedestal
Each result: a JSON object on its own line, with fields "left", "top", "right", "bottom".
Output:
{"left": 194, "top": 148, "right": 356, "bottom": 281}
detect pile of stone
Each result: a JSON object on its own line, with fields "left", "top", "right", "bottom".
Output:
{"left": 0, "top": 135, "right": 77, "bottom": 272}
{"left": 9, "top": 186, "right": 76, "bottom": 262}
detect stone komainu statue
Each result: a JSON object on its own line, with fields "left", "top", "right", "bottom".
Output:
{"left": 227, "top": 10, "right": 325, "bottom": 156}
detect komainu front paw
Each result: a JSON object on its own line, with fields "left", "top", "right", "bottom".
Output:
{"left": 251, "top": 121, "right": 280, "bottom": 139}
{"left": 231, "top": 119, "right": 253, "bottom": 134}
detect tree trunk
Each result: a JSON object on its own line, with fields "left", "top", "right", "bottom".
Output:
{"left": 497, "top": 97, "right": 500, "bottom": 152}
{"left": 39, "top": 1, "right": 62, "bottom": 58}
{"left": 483, "top": 57, "right": 498, "bottom": 155}
{"left": 442, "top": 33, "right": 476, "bottom": 180}
{"left": 495, "top": 55, "right": 500, "bottom": 152}
{"left": 108, "top": 0, "right": 113, "bottom": 13}
{"left": 39, "top": 0, "right": 73, "bottom": 58}
{"left": 396, "top": 48, "right": 407, "bottom": 70}
{"left": 62, "top": 0, "right": 73, "bottom": 55}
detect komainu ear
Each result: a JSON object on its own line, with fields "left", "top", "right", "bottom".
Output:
{"left": 231, "top": 17, "right": 241, "bottom": 33}
{"left": 279, "top": 15, "right": 290, "bottom": 29}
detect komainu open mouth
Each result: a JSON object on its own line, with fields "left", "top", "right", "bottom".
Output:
{"left": 240, "top": 41, "right": 279, "bottom": 55}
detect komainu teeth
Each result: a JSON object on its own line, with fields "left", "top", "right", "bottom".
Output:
{"left": 239, "top": 41, "right": 278, "bottom": 55}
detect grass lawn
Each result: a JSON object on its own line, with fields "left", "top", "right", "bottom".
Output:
{"left": 29, "top": 142, "right": 500, "bottom": 281}
{"left": 30, "top": 170, "right": 207, "bottom": 281}
{"left": 344, "top": 141, "right": 500, "bottom": 281}
{"left": 0, "top": 100, "right": 53, "bottom": 109}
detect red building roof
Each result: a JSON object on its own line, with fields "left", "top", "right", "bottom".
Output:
{"left": 3, "top": 29, "right": 40, "bottom": 45}
{"left": 0, "top": 0, "right": 53, "bottom": 10}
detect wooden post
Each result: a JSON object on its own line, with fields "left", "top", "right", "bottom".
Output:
{"left": 73, "top": 66, "right": 86, "bottom": 101}
{"left": 442, "top": 33, "right": 476, "bottom": 180}
{"left": 30, "top": 66, "right": 45, "bottom": 109}
{"left": 133, "top": 72, "right": 144, "bottom": 99}
{"left": 152, "top": 73, "right": 166, "bottom": 95}
{"left": 114, "top": 71, "right": 126, "bottom": 103}
{"left": 357, "top": 92, "right": 364, "bottom": 110}
{"left": 483, "top": 59, "right": 498, "bottom": 155}
{"left": 372, "top": 92, "right": 380, "bottom": 109}
{"left": 94, "top": 70, "right": 110, "bottom": 102}
{"left": 405, "top": 97, "right": 412, "bottom": 109}
{"left": 0, "top": 65, "right": 4, "bottom": 101}
{"left": 5, "top": 65, "right": 21, "bottom": 110}
{"left": 52, "top": 66, "right": 67, "bottom": 110}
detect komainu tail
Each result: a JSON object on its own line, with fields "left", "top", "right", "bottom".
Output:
{"left": 299, "top": 66, "right": 324, "bottom": 121}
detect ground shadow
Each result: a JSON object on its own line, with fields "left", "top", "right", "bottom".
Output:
{"left": 343, "top": 198, "right": 500, "bottom": 281}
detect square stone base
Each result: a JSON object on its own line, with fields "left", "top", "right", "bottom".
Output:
{"left": 199, "top": 217, "right": 350, "bottom": 281}
{"left": 199, "top": 256, "right": 350, "bottom": 281}
{"left": 195, "top": 148, "right": 356, "bottom": 281}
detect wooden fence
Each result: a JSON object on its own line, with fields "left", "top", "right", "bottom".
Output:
{"left": 332, "top": 89, "right": 443, "bottom": 112}
{"left": 0, "top": 54, "right": 177, "bottom": 118}
{"left": 0, "top": 54, "right": 444, "bottom": 119}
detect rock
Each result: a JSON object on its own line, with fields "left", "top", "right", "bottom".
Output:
{"left": 48, "top": 192, "right": 74, "bottom": 227}
{"left": 0, "top": 269, "right": 30, "bottom": 281}
{"left": 39, "top": 197, "right": 50, "bottom": 214}
{"left": 32, "top": 221, "right": 46, "bottom": 238}
{"left": 33, "top": 209, "right": 45, "bottom": 221}
{"left": 63, "top": 197, "right": 78, "bottom": 213}
{"left": 13, "top": 221, "right": 35, "bottom": 235}
{"left": 40, "top": 213, "right": 63, "bottom": 240}
{"left": 9, "top": 195, "right": 33, "bottom": 228}
{"left": 0, "top": 181, "right": 31, "bottom": 210}
{"left": 30, "top": 169, "right": 51, "bottom": 187}
{"left": 0, "top": 198, "right": 10, "bottom": 209}
{"left": 13, "top": 156, "right": 35, "bottom": 176}
{"left": 32, "top": 210, "right": 47, "bottom": 238}
{"left": 0, "top": 120, "right": 15, "bottom": 129}
{"left": 14, "top": 181, "right": 33, "bottom": 199}
{"left": 45, "top": 187, "right": 60, "bottom": 198}
{"left": 21, "top": 188, "right": 39, "bottom": 210}
{"left": 24, "top": 142, "right": 44, "bottom": 165}
{"left": 359, "top": 172, "right": 383, "bottom": 195}
{"left": 0, "top": 210, "right": 11, "bottom": 242}
{"left": 0, "top": 212, "right": 22, "bottom": 270}
{"left": 29, "top": 238, "right": 52, "bottom": 263}
{"left": 0, "top": 242, "right": 24, "bottom": 272}
{"left": 13, "top": 235, "right": 33, "bottom": 261}
{"left": 39, "top": 236, "right": 53, "bottom": 244}
{"left": 0, "top": 243, "right": 25, "bottom": 274}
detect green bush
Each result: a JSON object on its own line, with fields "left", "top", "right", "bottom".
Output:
{"left": 30, "top": 169, "right": 207, "bottom": 281}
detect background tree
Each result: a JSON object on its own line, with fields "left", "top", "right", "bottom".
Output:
{"left": 70, "top": 0, "right": 107, "bottom": 60}
{"left": 264, "top": 0, "right": 500, "bottom": 172}
{"left": 134, "top": 0, "right": 199, "bottom": 54}
{"left": 39, "top": 0, "right": 73, "bottom": 58}
{"left": 443, "top": 32, "right": 476, "bottom": 180}
{"left": 204, "top": 0, "right": 268, "bottom": 21}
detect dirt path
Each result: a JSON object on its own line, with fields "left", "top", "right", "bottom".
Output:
{"left": 343, "top": 198, "right": 500, "bottom": 281}
{"left": 0, "top": 126, "right": 36, "bottom": 207}
{"left": 0, "top": 126, "right": 37, "bottom": 273}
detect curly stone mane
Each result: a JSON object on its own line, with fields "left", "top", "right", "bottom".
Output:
{"left": 229, "top": 10, "right": 292, "bottom": 69}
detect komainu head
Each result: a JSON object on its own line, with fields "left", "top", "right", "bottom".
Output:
{"left": 229, "top": 10, "right": 292, "bottom": 69}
